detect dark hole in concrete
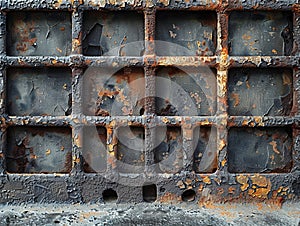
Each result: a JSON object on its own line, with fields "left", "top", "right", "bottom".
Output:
{"left": 143, "top": 184, "right": 157, "bottom": 202}
{"left": 116, "top": 126, "right": 145, "bottom": 173}
{"left": 82, "top": 127, "right": 107, "bottom": 173}
{"left": 154, "top": 126, "right": 183, "bottom": 173}
{"left": 102, "top": 189, "right": 118, "bottom": 203}
{"left": 160, "top": 187, "right": 165, "bottom": 193}
{"left": 155, "top": 67, "right": 217, "bottom": 116}
{"left": 83, "top": 67, "right": 145, "bottom": 116}
{"left": 139, "top": 107, "right": 145, "bottom": 116}
{"left": 156, "top": 11, "right": 217, "bottom": 56}
{"left": 229, "top": 11, "right": 293, "bottom": 56}
{"left": 181, "top": 189, "right": 196, "bottom": 202}
{"left": 7, "top": 11, "right": 72, "bottom": 56}
{"left": 5, "top": 126, "right": 72, "bottom": 173}
{"left": 228, "top": 127, "right": 293, "bottom": 173}
{"left": 83, "top": 11, "right": 144, "bottom": 56}
{"left": 6, "top": 67, "right": 72, "bottom": 116}
{"left": 228, "top": 68, "right": 293, "bottom": 116}
{"left": 193, "top": 127, "right": 217, "bottom": 173}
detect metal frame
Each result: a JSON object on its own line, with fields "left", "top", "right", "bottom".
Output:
{"left": 0, "top": 0, "right": 299, "bottom": 204}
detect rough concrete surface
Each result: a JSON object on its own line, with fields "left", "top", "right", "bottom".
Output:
{"left": 0, "top": 202, "right": 299, "bottom": 226}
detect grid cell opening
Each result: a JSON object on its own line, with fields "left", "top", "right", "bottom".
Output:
{"left": 6, "top": 67, "right": 72, "bottom": 116}
{"left": 7, "top": 11, "right": 72, "bottom": 56}
{"left": 229, "top": 11, "right": 293, "bottom": 56}
{"left": 83, "top": 11, "right": 144, "bottom": 56}
{"left": 155, "top": 67, "right": 217, "bottom": 116}
{"left": 154, "top": 126, "right": 183, "bottom": 173}
{"left": 228, "top": 68, "right": 293, "bottom": 116}
{"left": 5, "top": 126, "right": 72, "bottom": 173}
{"left": 116, "top": 126, "right": 145, "bottom": 173}
{"left": 83, "top": 67, "right": 145, "bottom": 116}
{"left": 82, "top": 126, "right": 107, "bottom": 173}
{"left": 228, "top": 127, "right": 293, "bottom": 173}
{"left": 156, "top": 11, "right": 217, "bottom": 56}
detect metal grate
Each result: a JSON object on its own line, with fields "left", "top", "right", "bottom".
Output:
{"left": 0, "top": 0, "right": 299, "bottom": 205}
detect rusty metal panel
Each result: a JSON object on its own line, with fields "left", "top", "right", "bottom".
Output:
{"left": 154, "top": 126, "right": 183, "bottom": 173}
{"left": 7, "top": 11, "right": 72, "bottom": 56}
{"left": 229, "top": 11, "right": 293, "bottom": 56}
{"left": 82, "top": 126, "right": 107, "bottom": 173}
{"left": 228, "top": 68, "right": 293, "bottom": 116}
{"left": 5, "top": 126, "right": 72, "bottom": 173}
{"left": 82, "top": 67, "right": 145, "bottom": 116}
{"left": 7, "top": 67, "right": 72, "bottom": 116}
{"left": 83, "top": 11, "right": 144, "bottom": 56}
{"left": 155, "top": 67, "right": 217, "bottom": 116}
{"left": 0, "top": 0, "right": 299, "bottom": 209}
{"left": 156, "top": 11, "right": 217, "bottom": 56}
{"left": 116, "top": 126, "right": 145, "bottom": 173}
{"left": 228, "top": 127, "right": 293, "bottom": 173}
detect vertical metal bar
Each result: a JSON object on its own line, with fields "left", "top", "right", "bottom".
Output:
{"left": 0, "top": 12, "right": 6, "bottom": 56}
{"left": 71, "top": 125, "right": 83, "bottom": 174}
{"left": 72, "top": 9, "right": 83, "bottom": 55}
{"left": 216, "top": 12, "right": 229, "bottom": 173}
{"left": 144, "top": 9, "right": 156, "bottom": 56}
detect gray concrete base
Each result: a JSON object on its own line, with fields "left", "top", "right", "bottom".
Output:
{"left": 0, "top": 202, "right": 299, "bottom": 226}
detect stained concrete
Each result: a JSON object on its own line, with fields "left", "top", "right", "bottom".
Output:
{"left": 0, "top": 203, "right": 299, "bottom": 225}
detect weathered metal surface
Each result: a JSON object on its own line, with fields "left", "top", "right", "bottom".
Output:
{"left": 82, "top": 126, "right": 107, "bottom": 173}
{"left": 7, "top": 67, "right": 72, "bottom": 116}
{"left": 229, "top": 11, "right": 293, "bottom": 56}
{"left": 156, "top": 67, "right": 217, "bottom": 116}
{"left": 154, "top": 126, "right": 183, "bottom": 173}
{"left": 7, "top": 11, "right": 72, "bottom": 56}
{"left": 83, "top": 11, "right": 144, "bottom": 56}
{"left": 0, "top": 0, "right": 298, "bottom": 208}
{"left": 156, "top": 11, "right": 216, "bottom": 56}
{"left": 5, "top": 126, "right": 72, "bottom": 173}
{"left": 228, "top": 68, "right": 293, "bottom": 116}
{"left": 82, "top": 67, "right": 145, "bottom": 116}
{"left": 228, "top": 127, "right": 293, "bottom": 173}
{"left": 116, "top": 126, "right": 145, "bottom": 173}
{"left": 193, "top": 126, "right": 217, "bottom": 173}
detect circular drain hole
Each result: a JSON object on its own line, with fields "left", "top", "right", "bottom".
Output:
{"left": 181, "top": 189, "right": 196, "bottom": 202}
{"left": 102, "top": 188, "right": 118, "bottom": 203}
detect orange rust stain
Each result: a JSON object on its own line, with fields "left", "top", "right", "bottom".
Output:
{"left": 99, "top": 90, "right": 119, "bottom": 98}
{"left": 246, "top": 80, "right": 250, "bottom": 89}
{"left": 202, "top": 176, "right": 211, "bottom": 184}
{"left": 230, "top": 93, "right": 240, "bottom": 107}
{"left": 74, "top": 135, "right": 82, "bottom": 148}
{"left": 177, "top": 180, "right": 185, "bottom": 189}
{"left": 198, "top": 184, "right": 204, "bottom": 192}
{"left": 242, "top": 34, "right": 252, "bottom": 40}
{"left": 221, "top": 159, "right": 226, "bottom": 167}
{"left": 242, "top": 119, "right": 249, "bottom": 126}
{"left": 272, "top": 49, "right": 278, "bottom": 54}
{"left": 228, "top": 186, "right": 235, "bottom": 194}
{"left": 251, "top": 174, "right": 268, "bottom": 187}
{"left": 218, "top": 139, "right": 226, "bottom": 151}
{"left": 249, "top": 174, "right": 271, "bottom": 199}
{"left": 269, "top": 141, "right": 280, "bottom": 154}
{"left": 74, "top": 158, "right": 80, "bottom": 164}
{"left": 236, "top": 175, "right": 249, "bottom": 192}
{"left": 52, "top": 59, "right": 58, "bottom": 64}
{"left": 283, "top": 72, "right": 292, "bottom": 85}
{"left": 56, "top": 47, "right": 63, "bottom": 53}
{"left": 45, "top": 149, "right": 51, "bottom": 155}
{"left": 160, "top": 192, "right": 179, "bottom": 203}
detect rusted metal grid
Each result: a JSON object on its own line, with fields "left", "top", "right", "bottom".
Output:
{"left": 0, "top": 0, "right": 298, "bottom": 205}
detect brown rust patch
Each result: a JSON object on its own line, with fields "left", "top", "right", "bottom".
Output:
{"left": 236, "top": 175, "right": 249, "bottom": 192}
{"left": 160, "top": 192, "right": 179, "bottom": 203}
